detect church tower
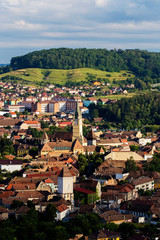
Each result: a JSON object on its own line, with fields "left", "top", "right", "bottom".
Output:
{"left": 58, "top": 167, "right": 74, "bottom": 205}
{"left": 72, "top": 101, "right": 84, "bottom": 145}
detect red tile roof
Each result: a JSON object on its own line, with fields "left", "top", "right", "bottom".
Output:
{"left": 74, "top": 187, "right": 96, "bottom": 194}
{"left": 56, "top": 204, "right": 68, "bottom": 213}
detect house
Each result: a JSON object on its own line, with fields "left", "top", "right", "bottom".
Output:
{"left": 4, "top": 105, "right": 25, "bottom": 113}
{"left": 80, "top": 178, "right": 102, "bottom": 199}
{"left": 0, "top": 159, "right": 23, "bottom": 172}
{"left": 105, "top": 151, "right": 144, "bottom": 162}
{"left": 120, "top": 199, "right": 160, "bottom": 221}
{"left": 56, "top": 203, "right": 70, "bottom": 221}
{"left": 95, "top": 158, "right": 125, "bottom": 177}
{"left": 43, "top": 178, "right": 57, "bottom": 193}
{"left": 24, "top": 121, "right": 41, "bottom": 129}
{"left": 36, "top": 181, "right": 52, "bottom": 193}
{"left": 131, "top": 176, "right": 154, "bottom": 191}
{"left": 74, "top": 187, "right": 97, "bottom": 205}
{"left": 16, "top": 144, "right": 31, "bottom": 157}
{"left": 35, "top": 197, "right": 71, "bottom": 221}
{"left": 86, "top": 229, "right": 120, "bottom": 240}
{"left": 0, "top": 119, "right": 21, "bottom": 128}
{"left": 83, "top": 98, "right": 97, "bottom": 107}
{"left": 9, "top": 112, "right": 17, "bottom": 118}
{"left": 6, "top": 182, "right": 36, "bottom": 191}
{"left": 102, "top": 184, "right": 137, "bottom": 202}
{"left": 138, "top": 138, "right": 152, "bottom": 146}
{"left": 99, "top": 210, "right": 133, "bottom": 224}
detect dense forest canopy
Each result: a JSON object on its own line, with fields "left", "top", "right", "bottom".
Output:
{"left": 89, "top": 93, "right": 160, "bottom": 130}
{"left": 0, "top": 48, "right": 158, "bottom": 84}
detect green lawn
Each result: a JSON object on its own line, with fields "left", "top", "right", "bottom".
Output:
{"left": 0, "top": 68, "right": 135, "bottom": 86}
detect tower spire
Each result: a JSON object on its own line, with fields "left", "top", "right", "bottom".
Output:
{"left": 72, "top": 100, "right": 83, "bottom": 145}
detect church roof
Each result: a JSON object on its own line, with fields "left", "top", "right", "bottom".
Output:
{"left": 50, "top": 132, "right": 72, "bottom": 141}
{"left": 58, "top": 167, "right": 73, "bottom": 178}
{"left": 48, "top": 141, "right": 72, "bottom": 149}
{"left": 72, "top": 139, "right": 83, "bottom": 150}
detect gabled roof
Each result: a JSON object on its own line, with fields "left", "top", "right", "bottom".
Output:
{"left": 56, "top": 204, "right": 68, "bottom": 213}
{"left": 72, "top": 139, "right": 83, "bottom": 150}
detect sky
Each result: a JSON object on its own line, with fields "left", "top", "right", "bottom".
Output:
{"left": 1, "top": 0, "right": 160, "bottom": 63}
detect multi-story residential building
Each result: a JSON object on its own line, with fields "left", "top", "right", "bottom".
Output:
{"left": 32, "top": 101, "right": 58, "bottom": 114}
{"left": 66, "top": 100, "right": 77, "bottom": 111}
{"left": 58, "top": 101, "right": 66, "bottom": 112}
{"left": 48, "top": 102, "right": 58, "bottom": 113}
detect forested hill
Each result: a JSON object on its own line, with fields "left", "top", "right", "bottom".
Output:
{"left": 89, "top": 92, "right": 160, "bottom": 130}
{"left": 8, "top": 48, "right": 160, "bottom": 84}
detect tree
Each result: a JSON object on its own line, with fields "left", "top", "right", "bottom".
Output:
{"left": 130, "top": 145, "right": 139, "bottom": 152}
{"left": 144, "top": 153, "right": 160, "bottom": 172}
{"left": 29, "top": 147, "right": 39, "bottom": 158}
{"left": 118, "top": 222, "right": 136, "bottom": 240}
{"left": 11, "top": 200, "right": 24, "bottom": 209}
{"left": 124, "top": 157, "right": 139, "bottom": 173}
{"left": 77, "top": 154, "right": 88, "bottom": 175}
{"left": 44, "top": 203, "right": 57, "bottom": 222}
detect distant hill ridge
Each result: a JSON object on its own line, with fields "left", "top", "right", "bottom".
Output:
{"left": 9, "top": 48, "right": 160, "bottom": 82}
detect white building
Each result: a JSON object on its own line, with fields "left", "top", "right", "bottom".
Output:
{"left": 0, "top": 159, "right": 23, "bottom": 172}
{"left": 131, "top": 176, "right": 154, "bottom": 191}
{"left": 58, "top": 101, "right": 66, "bottom": 112}
{"left": 138, "top": 138, "right": 152, "bottom": 146}
{"left": 4, "top": 105, "right": 25, "bottom": 113}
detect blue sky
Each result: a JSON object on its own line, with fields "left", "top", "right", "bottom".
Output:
{"left": 1, "top": 0, "right": 160, "bottom": 63}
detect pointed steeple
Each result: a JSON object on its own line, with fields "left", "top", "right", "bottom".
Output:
{"left": 72, "top": 100, "right": 84, "bottom": 146}
{"left": 75, "top": 100, "right": 82, "bottom": 120}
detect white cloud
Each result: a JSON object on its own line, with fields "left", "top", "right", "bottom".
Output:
{"left": 1, "top": 0, "right": 160, "bottom": 62}
{"left": 95, "top": 0, "right": 111, "bottom": 7}
{"left": 14, "top": 20, "right": 43, "bottom": 30}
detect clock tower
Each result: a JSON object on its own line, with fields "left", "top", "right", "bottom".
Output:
{"left": 58, "top": 167, "right": 74, "bottom": 205}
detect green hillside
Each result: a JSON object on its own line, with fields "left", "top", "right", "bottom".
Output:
{"left": 0, "top": 68, "right": 134, "bottom": 86}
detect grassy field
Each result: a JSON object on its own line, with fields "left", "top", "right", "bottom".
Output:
{"left": 0, "top": 68, "right": 135, "bottom": 86}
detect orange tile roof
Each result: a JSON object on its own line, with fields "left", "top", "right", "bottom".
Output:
{"left": 121, "top": 139, "right": 128, "bottom": 143}
{"left": 24, "top": 121, "right": 39, "bottom": 124}
{"left": 13, "top": 136, "right": 21, "bottom": 139}
{"left": 9, "top": 112, "right": 16, "bottom": 114}
{"left": 6, "top": 184, "right": 13, "bottom": 190}
{"left": 56, "top": 204, "right": 68, "bottom": 213}
{"left": 44, "top": 178, "right": 54, "bottom": 184}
